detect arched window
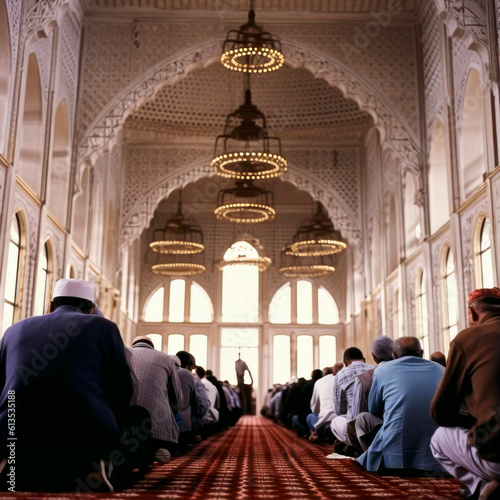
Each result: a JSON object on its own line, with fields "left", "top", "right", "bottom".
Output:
{"left": 273, "top": 335, "right": 291, "bottom": 384}
{"left": 475, "top": 218, "right": 494, "bottom": 288}
{"left": 167, "top": 334, "right": 184, "bottom": 355}
{"left": 189, "top": 334, "right": 208, "bottom": 369}
{"left": 190, "top": 283, "right": 212, "bottom": 322}
{"left": 144, "top": 287, "right": 164, "bottom": 322}
{"left": 319, "top": 335, "right": 337, "bottom": 369}
{"left": 169, "top": 279, "right": 185, "bottom": 322}
{"left": 34, "top": 241, "right": 53, "bottom": 316}
{"left": 269, "top": 284, "right": 291, "bottom": 324}
{"left": 459, "top": 69, "right": 486, "bottom": 200}
{"left": 416, "top": 270, "right": 429, "bottom": 357}
{"left": 318, "top": 288, "right": 339, "bottom": 324}
{"left": 143, "top": 281, "right": 213, "bottom": 323}
{"left": 3, "top": 214, "right": 24, "bottom": 333}
{"left": 297, "top": 334, "right": 313, "bottom": 379}
{"left": 297, "top": 280, "right": 313, "bottom": 324}
{"left": 222, "top": 241, "right": 259, "bottom": 323}
{"left": 443, "top": 247, "right": 458, "bottom": 347}
{"left": 269, "top": 281, "right": 339, "bottom": 325}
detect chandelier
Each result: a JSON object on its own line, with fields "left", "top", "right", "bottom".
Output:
{"left": 221, "top": 2, "right": 284, "bottom": 74}
{"left": 150, "top": 199, "right": 204, "bottom": 254}
{"left": 150, "top": 195, "right": 206, "bottom": 276}
{"left": 152, "top": 261, "right": 206, "bottom": 277}
{"left": 288, "top": 203, "right": 346, "bottom": 257}
{"left": 278, "top": 244, "right": 336, "bottom": 278}
{"left": 214, "top": 179, "right": 275, "bottom": 223}
{"left": 212, "top": 87, "right": 287, "bottom": 181}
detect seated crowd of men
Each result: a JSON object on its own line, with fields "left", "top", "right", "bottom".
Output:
{"left": 262, "top": 286, "right": 500, "bottom": 500}
{"left": 0, "top": 279, "right": 241, "bottom": 492}
{"left": 1, "top": 279, "right": 499, "bottom": 499}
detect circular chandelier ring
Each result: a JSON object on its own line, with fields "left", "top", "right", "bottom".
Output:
{"left": 212, "top": 152, "right": 287, "bottom": 180}
{"left": 152, "top": 263, "right": 206, "bottom": 276}
{"left": 221, "top": 48, "right": 284, "bottom": 73}
{"left": 278, "top": 265, "right": 336, "bottom": 278}
{"left": 214, "top": 203, "right": 275, "bottom": 223}
{"left": 149, "top": 241, "right": 205, "bottom": 255}
{"left": 290, "top": 239, "right": 347, "bottom": 257}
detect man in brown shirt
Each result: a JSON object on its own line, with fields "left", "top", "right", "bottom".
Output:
{"left": 430, "top": 287, "right": 500, "bottom": 500}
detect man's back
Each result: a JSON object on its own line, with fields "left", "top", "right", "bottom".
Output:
{"left": 0, "top": 305, "right": 134, "bottom": 489}
{"left": 127, "top": 344, "right": 182, "bottom": 443}
{"left": 358, "top": 356, "right": 444, "bottom": 472}
{"left": 334, "top": 361, "right": 372, "bottom": 416}
{"left": 432, "top": 316, "right": 500, "bottom": 429}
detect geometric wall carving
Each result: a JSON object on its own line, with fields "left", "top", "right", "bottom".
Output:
{"left": 77, "top": 24, "right": 422, "bottom": 171}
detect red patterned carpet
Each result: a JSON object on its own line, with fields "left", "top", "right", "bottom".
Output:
{"left": 2, "top": 415, "right": 464, "bottom": 499}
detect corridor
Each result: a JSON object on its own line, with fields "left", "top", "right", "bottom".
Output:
{"left": 2, "top": 416, "right": 463, "bottom": 499}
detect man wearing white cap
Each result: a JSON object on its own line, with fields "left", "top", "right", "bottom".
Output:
{"left": 0, "top": 279, "right": 134, "bottom": 491}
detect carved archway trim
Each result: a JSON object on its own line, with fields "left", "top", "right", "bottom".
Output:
{"left": 78, "top": 39, "right": 421, "bottom": 171}
{"left": 120, "top": 160, "right": 362, "bottom": 265}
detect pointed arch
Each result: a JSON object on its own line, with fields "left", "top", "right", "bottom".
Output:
{"left": 77, "top": 40, "right": 420, "bottom": 173}
{"left": 0, "top": 0, "right": 11, "bottom": 155}
{"left": 16, "top": 53, "right": 44, "bottom": 195}
{"left": 428, "top": 118, "right": 449, "bottom": 233}
{"left": 458, "top": 68, "right": 486, "bottom": 200}
{"left": 48, "top": 100, "right": 70, "bottom": 224}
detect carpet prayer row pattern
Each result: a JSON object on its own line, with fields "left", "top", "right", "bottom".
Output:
{"left": 3, "top": 416, "right": 464, "bottom": 499}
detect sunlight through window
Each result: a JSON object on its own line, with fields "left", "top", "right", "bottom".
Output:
{"left": 169, "top": 279, "right": 185, "bottom": 322}
{"left": 297, "top": 335, "right": 313, "bottom": 379}
{"left": 273, "top": 335, "right": 291, "bottom": 384}
{"left": 297, "top": 281, "right": 312, "bottom": 324}
{"left": 190, "top": 334, "right": 208, "bottom": 368}
{"left": 144, "top": 287, "right": 164, "bottom": 322}
{"left": 167, "top": 333, "right": 184, "bottom": 355}
{"left": 319, "top": 335, "right": 337, "bottom": 369}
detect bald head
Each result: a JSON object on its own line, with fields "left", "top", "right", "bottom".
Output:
{"left": 393, "top": 337, "right": 422, "bottom": 359}
{"left": 430, "top": 351, "right": 446, "bottom": 367}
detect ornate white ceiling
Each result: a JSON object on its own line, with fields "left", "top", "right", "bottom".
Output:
{"left": 125, "top": 63, "right": 373, "bottom": 142}
{"left": 84, "top": 0, "right": 418, "bottom": 15}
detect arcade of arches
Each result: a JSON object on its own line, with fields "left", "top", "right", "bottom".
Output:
{"left": 0, "top": 1, "right": 500, "bottom": 496}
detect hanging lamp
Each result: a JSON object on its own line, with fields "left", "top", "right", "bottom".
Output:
{"left": 149, "top": 199, "right": 204, "bottom": 254}
{"left": 214, "top": 179, "right": 275, "bottom": 223}
{"left": 221, "top": 1, "right": 284, "bottom": 74}
{"left": 288, "top": 203, "right": 346, "bottom": 257}
{"left": 212, "top": 86, "right": 287, "bottom": 181}
{"left": 278, "top": 244, "right": 336, "bottom": 278}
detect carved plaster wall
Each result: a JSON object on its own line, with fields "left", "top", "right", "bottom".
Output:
{"left": 76, "top": 21, "right": 422, "bottom": 171}
{"left": 459, "top": 190, "right": 489, "bottom": 295}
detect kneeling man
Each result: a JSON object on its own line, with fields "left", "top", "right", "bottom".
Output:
{"left": 431, "top": 288, "right": 500, "bottom": 500}
{"left": 356, "top": 337, "right": 444, "bottom": 473}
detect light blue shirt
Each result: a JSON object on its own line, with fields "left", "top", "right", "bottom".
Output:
{"left": 357, "top": 356, "right": 445, "bottom": 472}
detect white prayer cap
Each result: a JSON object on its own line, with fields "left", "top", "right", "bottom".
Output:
{"left": 53, "top": 279, "right": 95, "bottom": 303}
{"left": 371, "top": 334, "right": 394, "bottom": 359}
